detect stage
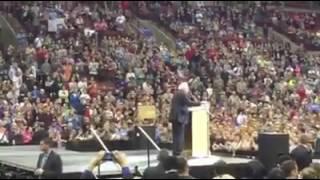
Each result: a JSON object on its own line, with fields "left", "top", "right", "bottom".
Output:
{"left": 0, "top": 145, "right": 254, "bottom": 179}
{"left": 0, "top": 145, "right": 160, "bottom": 177}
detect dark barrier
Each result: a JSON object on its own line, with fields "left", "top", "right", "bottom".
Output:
{"left": 258, "top": 133, "right": 289, "bottom": 170}
{"left": 190, "top": 162, "right": 253, "bottom": 179}
{"left": 67, "top": 126, "right": 157, "bottom": 152}
{"left": 66, "top": 139, "right": 132, "bottom": 152}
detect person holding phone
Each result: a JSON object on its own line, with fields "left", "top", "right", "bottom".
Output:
{"left": 80, "top": 150, "right": 132, "bottom": 179}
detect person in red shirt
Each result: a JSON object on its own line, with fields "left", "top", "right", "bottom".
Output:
{"left": 36, "top": 46, "right": 49, "bottom": 63}
{"left": 184, "top": 46, "right": 196, "bottom": 61}
{"left": 88, "top": 78, "right": 98, "bottom": 98}
{"left": 94, "top": 20, "right": 108, "bottom": 46}
{"left": 207, "top": 47, "right": 220, "bottom": 61}
{"left": 294, "top": 65, "right": 301, "bottom": 77}
{"left": 83, "top": 106, "right": 90, "bottom": 119}
{"left": 239, "top": 39, "right": 246, "bottom": 49}
{"left": 120, "top": 1, "right": 129, "bottom": 11}
{"left": 289, "top": 106, "right": 299, "bottom": 122}
{"left": 296, "top": 84, "right": 307, "bottom": 104}
{"left": 94, "top": 20, "right": 107, "bottom": 32}
{"left": 22, "top": 126, "right": 33, "bottom": 144}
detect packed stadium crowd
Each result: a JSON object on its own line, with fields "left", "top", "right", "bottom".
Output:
{"left": 130, "top": 1, "right": 320, "bottom": 154}
{"left": 268, "top": 9, "right": 320, "bottom": 50}
{"left": 0, "top": 0, "right": 320, "bottom": 156}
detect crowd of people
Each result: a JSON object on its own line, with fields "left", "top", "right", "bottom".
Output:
{"left": 0, "top": 1, "right": 138, "bottom": 146}
{"left": 269, "top": 9, "right": 320, "bottom": 50}
{"left": 135, "top": 1, "right": 320, "bottom": 153}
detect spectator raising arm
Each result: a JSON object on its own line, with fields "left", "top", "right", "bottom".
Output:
{"left": 80, "top": 150, "right": 132, "bottom": 179}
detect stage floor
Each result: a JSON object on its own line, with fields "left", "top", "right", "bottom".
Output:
{"left": 0, "top": 146, "right": 253, "bottom": 176}
{"left": 0, "top": 146, "right": 159, "bottom": 175}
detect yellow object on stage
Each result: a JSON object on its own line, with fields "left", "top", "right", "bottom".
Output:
{"left": 137, "top": 105, "right": 157, "bottom": 122}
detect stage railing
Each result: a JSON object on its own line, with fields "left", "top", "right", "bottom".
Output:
{"left": 136, "top": 126, "right": 161, "bottom": 151}
{"left": 90, "top": 126, "right": 161, "bottom": 176}
{"left": 136, "top": 126, "right": 161, "bottom": 167}
{"left": 90, "top": 127, "right": 110, "bottom": 153}
{"left": 90, "top": 127, "right": 112, "bottom": 179}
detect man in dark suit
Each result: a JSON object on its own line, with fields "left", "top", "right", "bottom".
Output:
{"left": 175, "top": 157, "right": 194, "bottom": 179}
{"left": 143, "top": 149, "right": 170, "bottom": 179}
{"left": 169, "top": 82, "right": 200, "bottom": 156}
{"left": 161, "top": 156, "right": 194, "bottom": 179}
{"left": 35, "top": 138, "right": 62, "bottom": 179}
{"left": 290, "top": 134, "right": 313, "bottom": 171}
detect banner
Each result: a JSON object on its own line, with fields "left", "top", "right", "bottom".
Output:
{"left": 137, "top": 105, "right": 156, "bottom": 121}
{"left": 139, "top": 28, "right": 153, "bottom": 39}
{"left": 84, "top": 28, "right": 96, "bottom": 37}
{"left": 48, "top": 18, "right": 66, "bottom": 32}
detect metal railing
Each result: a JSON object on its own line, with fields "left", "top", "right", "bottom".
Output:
{"left": 136, "top": 126, "right": 161, "bottom": 167}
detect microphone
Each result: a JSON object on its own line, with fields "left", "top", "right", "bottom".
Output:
{"left": 189, "top": 93, "right": 199, "bottom": 103}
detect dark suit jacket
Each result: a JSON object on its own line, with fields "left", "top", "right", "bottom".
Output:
{"left": 80, "top": 170, "right": 96, "bottom": 179}
{"left": 169, "top": 90, "right": 200, "bottom": 125}
{"left": 162, "top": 172, "right": 195, "bottom": 179}
{"left": 290, "top": 145, "right": 312, "bottom": 171}
{"left": 143, "top": 164, "right": 166, "bottom": 179}
{"left": 178, "top": 175, "right": 195, "bottom": 179}
{"left": 37, "top": 151, "right": 63, "bottom": 179}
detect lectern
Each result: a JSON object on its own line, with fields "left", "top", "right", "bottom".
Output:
{"left": 188, "top": 103, "right": 210, "bottom": 157}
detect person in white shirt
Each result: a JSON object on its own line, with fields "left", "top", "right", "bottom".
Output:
{"left": 142, "top": 82, "right": 154, "bottom": 95}
{"left": 9, "top": 63, "right": 21, "bottom": 81}
{"left": 80, "top": 91, "right": 90, "bottom": 105}
{"left": 58, "top": 86, "right": 69, "bottom": 102}
{"left": 116, "top": 15, "right": 126, "bottom": 25}
{"left": 0, "top": 121, "right": 8, "bottom": 144}
{"left": 236, "top": 109, "right": 247, "bottom": 127}
{"left": 11, "top": 71, "right": 23, "bottom": 89}
{"left": 27, "top": 63, "right": 37, "bottom": 80}
{"left": 125, "top": 70, "right": 135, "bottom": 82}
{"left": 88, "top": 61, "right": 99, "bottom": 77}
{"left": 34, "top": 36, "right": 44, "bottom": 48}
{"left": 9, "top": 64, "right": 23, "bottom": 98}
{"left": 78, "top": 78, "right": 88, "bottom": 93}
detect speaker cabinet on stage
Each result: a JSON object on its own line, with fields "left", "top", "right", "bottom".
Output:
{"left": 135, "top": 126, "right": 156, "bottom": 150}
{"left": 258, "top": 133, "right": 289, "bottom": 170}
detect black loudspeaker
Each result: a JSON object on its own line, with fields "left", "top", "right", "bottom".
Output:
{"left": 257, "top": 133, "right": 289, "bottom": 170}
{"left": 135, "top": 126, "right": 156, "bottom": 150}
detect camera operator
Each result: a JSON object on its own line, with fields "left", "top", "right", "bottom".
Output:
{"left": 80, "top": 150, "right": 132, "bottom": 179}
{"left": 162, "top": 156, "right": 195, "bottom": 179}
{"left": 174, "top": 157, "right": 194, "bottom": 179}
{"left": 143, "top": 149, "right": 170, "bottom": 179}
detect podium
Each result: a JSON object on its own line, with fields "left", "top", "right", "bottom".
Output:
{"left": 187, "top": 104, "right": 210, "bottom": 157}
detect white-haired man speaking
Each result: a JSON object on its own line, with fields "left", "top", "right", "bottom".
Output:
{"left": 169, "top": 82, "right": 200, "bottom": 156}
